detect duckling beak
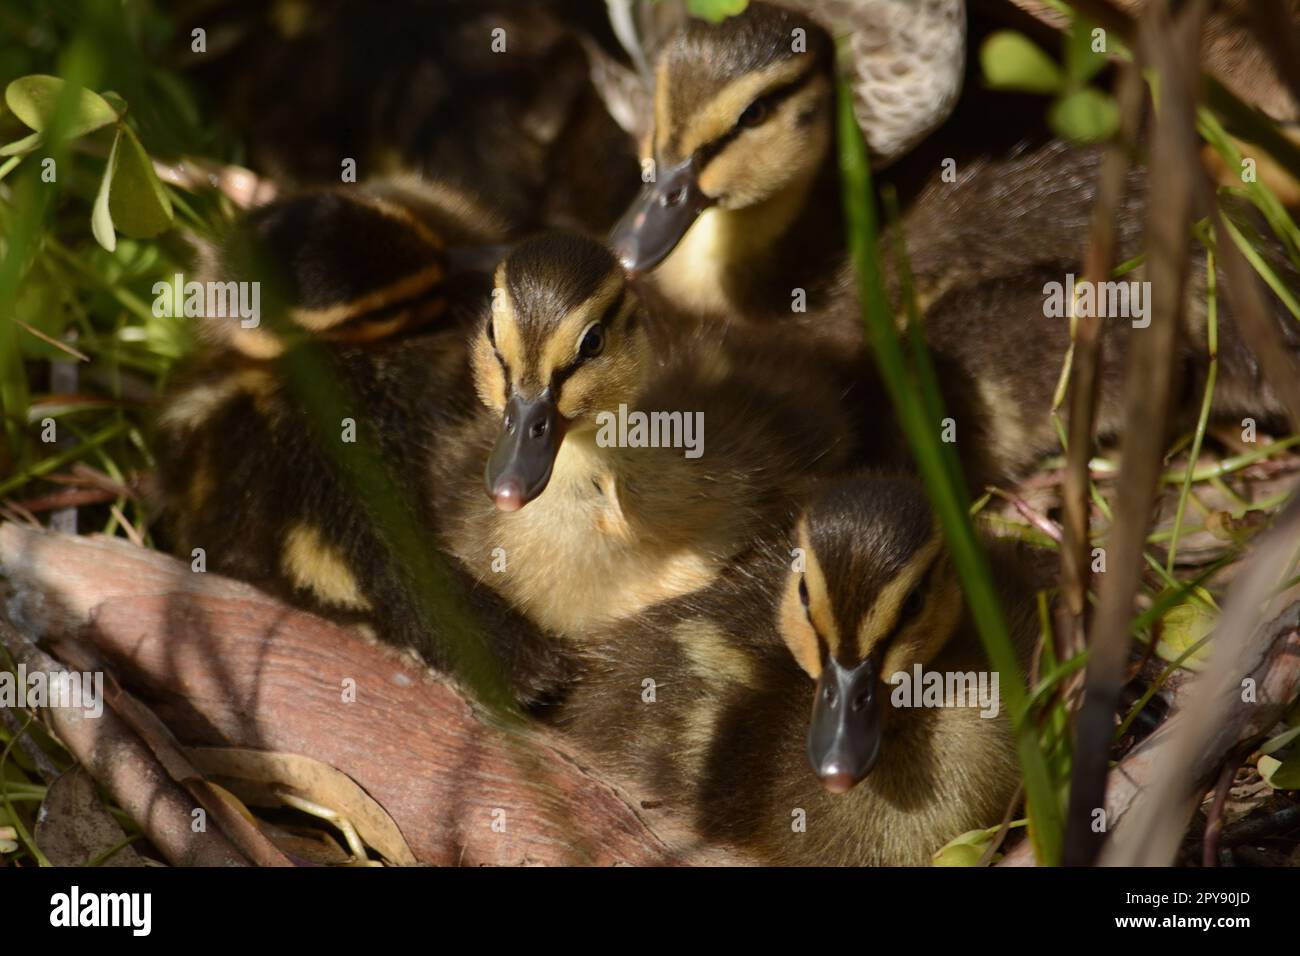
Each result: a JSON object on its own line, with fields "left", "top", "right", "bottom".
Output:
{"left": 609, "top": 156, "right": 712, "bottom": 276}
{"left": 484, "top": 391, "right": 567, "bottom": 512}
{"left": 807, "top": 658, "right": 882, "bottom": 794}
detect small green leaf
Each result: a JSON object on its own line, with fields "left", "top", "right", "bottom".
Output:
{"left": 1261, "top": 722, "right": 1300, "bottom": 756}
{"left": 14, "top": 262, "right": 67, "bottom": 361}
{"left": 4, "top": 74, "right": 119, "bottom": 138}
{"left": 933, "top": 827, "right": 998, "bottom": 866}
{"left": 100, "top": 90, "right": 129, "bottom": 117}
{"left": 107, "top": 125, "right": 173, "bottom": 239}
{"left": 0, "top": 132, "right": 43, "bottom": 157}
{"left": 1258, "top": 752, "right": 1300, "bottom": 790}
{"left": 91, "top": 127, "right": 121, "bottom": 252}
{"left": 980, "top": 31, "right": 1064, "bottom": 95}
{"left": 1049, "top": 87, "right": 1120, "bottom": 144}
{"left": 1156, "top": 595, "right": 1216, "bottom": 667}
{"left": 688, "top": 0, "right": 749, "bottom": 24}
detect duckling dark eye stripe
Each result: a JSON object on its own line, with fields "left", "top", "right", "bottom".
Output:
{"left": 695, "top": 66, "right": 820, "bottom": 167}
{"left": 550, "top": 289, "right": 627, "bottom": 391}
{"left": 495, "top": 349, "right": 511, "bottom": 393}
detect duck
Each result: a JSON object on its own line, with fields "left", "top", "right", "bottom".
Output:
{"left": 605, "top": 1, "right": 1300, "bottom": 477}
{"left": 154, "top": 216, "right": 867, "bottom": 689}
{"left": 606, "top": 0, "right": 966, "bottom": 323}
{"left": 553, "top": 470, "right": 1044, "bottom": 865}
{"left": 153, "top": 187, "right": 572, "bottom": 705}
{"left": 429, "top": 230, "right": 881, "bottom": 640}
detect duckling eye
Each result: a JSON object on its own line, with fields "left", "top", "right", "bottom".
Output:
{"left": 798, "top": 575, "right": 810, "bottom": 609}
{"left": 579, "top": 323, "right": 605, "bottom": 359}
{"left": 485, "top": 319, "right": 496, "bottom": 347}
{"left": 899, "top": 583, "right": 925, "bottom": 627}
{"left": 737, "top": 98, "right": 770, "bottom": 128}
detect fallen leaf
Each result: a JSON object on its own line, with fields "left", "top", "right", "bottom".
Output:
{"left": 186, "top": 747, "right": 417, "bottom": 866}
{"left": 34, "top": 766, "right": 144, "bottom": 866}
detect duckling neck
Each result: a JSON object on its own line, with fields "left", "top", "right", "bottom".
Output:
{"left": 655, "top": 171, "right": 826, "bottom": 317}
{"left": 655, "top": 166, "right": 836, "bottom": 316}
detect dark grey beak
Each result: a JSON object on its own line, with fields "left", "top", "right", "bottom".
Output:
{"left": 807, "top": 658, "right": 883, "bottom": 794}
{"left": 609, "top": 156, "right": 712, "bottom": 277}
{"left": 484, "top": 391, "right": 566, "bottom": 512}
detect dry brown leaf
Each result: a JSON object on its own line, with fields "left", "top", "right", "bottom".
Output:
{"left": 186, "top": 746, "right": 418, "bottom": 866}
{"left": 34, "top": 766, "right": 145, "bottom": 867}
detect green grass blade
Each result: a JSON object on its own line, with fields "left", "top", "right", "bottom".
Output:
{"left": 836, "top": 79, "right": 1064, "bottom": 864}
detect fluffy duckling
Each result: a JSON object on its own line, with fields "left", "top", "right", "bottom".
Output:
{"left": 431, "top": 231, "right": 873, "bottom": 639}
{"left": 190, "top": 183, "right": 511, "bottom": 360}
{"left": 555, "top": 471, "right": 1043, "bottom": 865}
{"left": 608, "top": 1, "right": 1300, "bottom": 465}
{"left": 609, "top": 1, "right": 846, "bottom": 322}
{"left": 154, "top": 191, "right": 574, "bottom": 703}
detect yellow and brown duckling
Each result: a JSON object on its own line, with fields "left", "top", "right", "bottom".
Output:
{"left": 431, "top": 230, "right": 878, "bottom": 639}
{"left": 190, "top": 183, "right": 511, "bottom": 360}
{"left": 607, "top": 0, "right": 963, "bottom": 321}
{"left": 608, "top": 1, "right": 1300, "bottom": 476}
{"left": 154, "top": 189, "right": 575, "bottom": 703}
{"left": 554, "top": 471, "right": 1043, "bottom": 865}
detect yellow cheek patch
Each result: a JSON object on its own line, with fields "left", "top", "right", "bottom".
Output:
{"left": 470, "top": 333, "right": 508, "bottom": 411}
{"left": 777, "top": 520, "right": 835, "bottom": 679}
{"left": 800, "top": 522, "right": 838, "bottom": 656}
{"left": 281, "top": 523, "right": 371, "bottom": 612}
{"left": 778, "top": 572, "right": 821, "bottom": 679}
{"left": 489, "top": 264, "right": 527, "bottom": 381}
{"left": 555, "top": 366, "right": 599, "bottom": 419}
{"left": 880, "top": 568, "right": 963, "bottom": 681}
{"left": 695, "top": 79, "right": 830, "bottom": 204}
{"left": 674, "top": 58, "right": 810, "bottom": 159}
{"left": 855, "top": 531, "right": 945, "bottom": 661}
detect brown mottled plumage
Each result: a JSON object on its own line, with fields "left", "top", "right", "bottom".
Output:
{"left": 555, "top": 472, "right": 1043, "bottom": 866}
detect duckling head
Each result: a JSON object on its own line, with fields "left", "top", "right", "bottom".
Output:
{"left": 778, "top": 475, "right": 964, "bottom": 793}
{"left": 610, "top": 1, "right": 833, "bottom": 275}
{"left": 472, "top": 232, "right": 649, "bottom": 512}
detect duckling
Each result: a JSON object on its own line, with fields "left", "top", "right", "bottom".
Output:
{"left": 430, "top": 231, "right": 876, "bottom": 640}
{"left": 554, "top": 471, "right": 1044, "bottom": 865}
{"left": 607, "top": 0, "right": 965, "bottom": 323}
{"left": 608, "top": 1, "right": 1300, "bottom": 477}
{"left": 154, "top": 189, "right": 573, "bottom": 703}
{"left": 191, "top": 182, "right": 511, "bottom": 360}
